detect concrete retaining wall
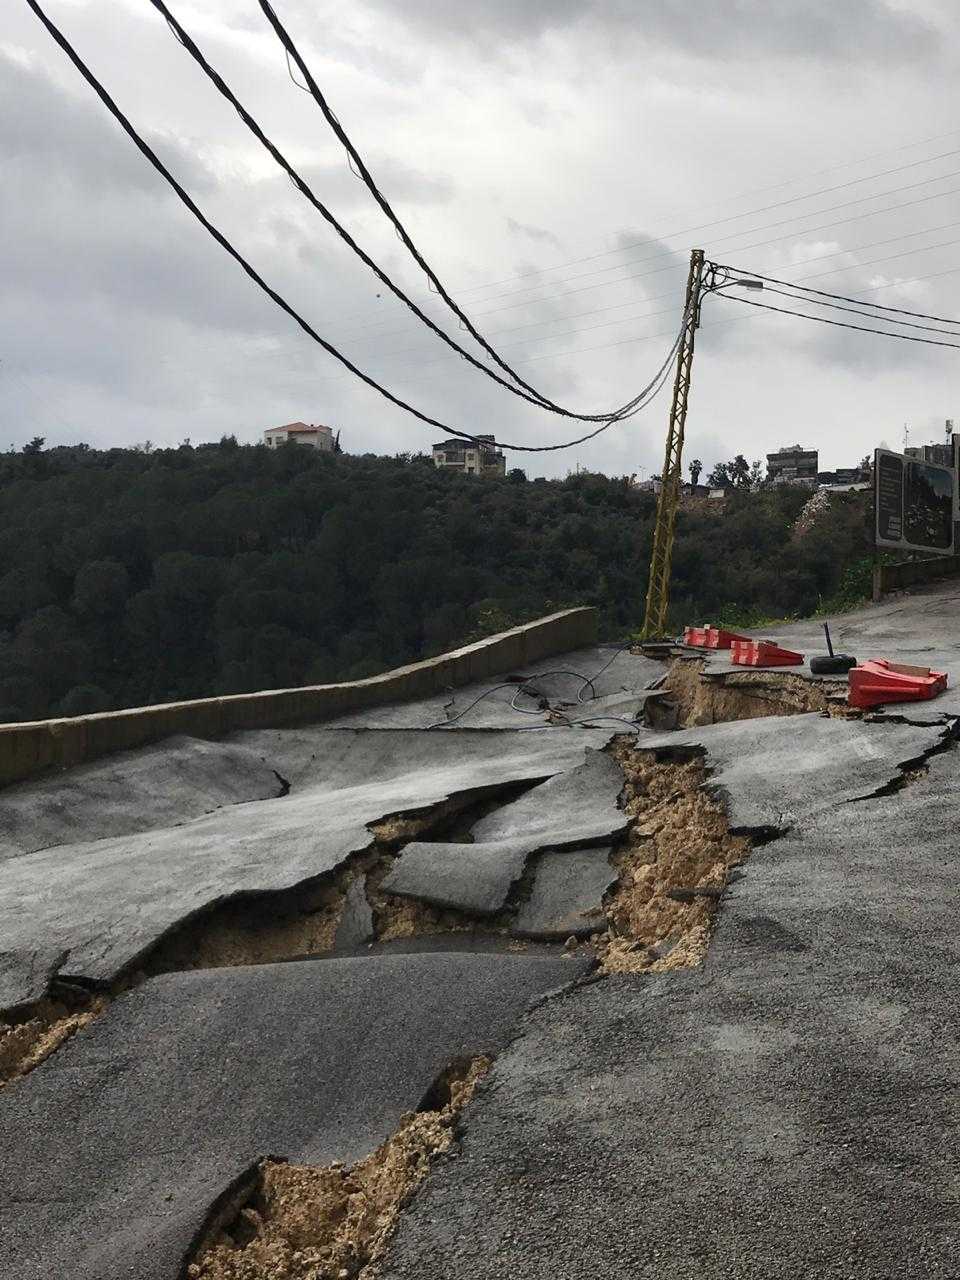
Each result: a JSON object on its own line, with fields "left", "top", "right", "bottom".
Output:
{"left": 873, "top": 555, "right": 960, "bottom": 600}
{"left": 0, "top": 608, "right": 598, "bottom": 789}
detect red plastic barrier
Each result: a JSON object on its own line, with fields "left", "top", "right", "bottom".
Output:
{"left": 848, "top": 660, "right": 948, "bottom": 709}
{"left": 683, "top": 625, "right": 749, "bottom": 650}
{"left": 730, "top": 639, "right": 804, "bottom": 667}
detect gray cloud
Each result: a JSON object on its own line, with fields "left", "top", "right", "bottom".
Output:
{"left": 357, "top": 0, "right": 939, "bottom": 63}
{"left": 0, "top": 50, "right": 216, "bottom": 195}
{"left": 2, "top": 0, "right": 956, "bottom": 481}
{"left": 507, "top": 217, "right": 562, "bottom": 248}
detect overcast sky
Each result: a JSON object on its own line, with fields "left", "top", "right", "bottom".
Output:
{"left": 3, "top": 0, "right": 959, "bottom": 477}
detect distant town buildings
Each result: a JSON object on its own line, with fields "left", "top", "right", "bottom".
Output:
{"left": 766, "top": 444, "right": 819, "bottom": 487}
{"left": 905, "top": 442, "right": 952, "bottom": 467}
{"left": 264, "top": 422, "right": 335, "bottom": 451}
{"left": 816, "top": 464, "right": 871, "bottom": 492}
{"left": 432, "top": 435, "right": 506, "bottom": 477}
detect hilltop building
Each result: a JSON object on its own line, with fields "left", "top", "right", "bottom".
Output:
{"left": 264, "top": 422, "right": 335, "bottom": 451}
{"left": 432, "top": 435, "right": 506, "bottom": 477}
{"left": 766, "top": 444, "right": 818, "bottom": 487}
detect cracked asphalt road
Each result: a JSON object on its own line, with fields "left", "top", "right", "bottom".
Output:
{"left": 2, "top": 595, "right": 959, "bottom": 1279}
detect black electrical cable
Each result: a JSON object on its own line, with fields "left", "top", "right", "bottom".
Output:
{"left": 713, "top": 292, "right": 960, "bottom": 350}
{"left": 25, "top": 0, "right": 680, "bottom": 453}
{"left": 430, "top": 669, "right": 601, "bottom": 728}
{"left": 714, "top": 264, "right": 960, "bottom": 327}
{"left": 260, "top": 1, "right": 960, "bottom": 330}
{"left": 424, "top": 683, "right": 521, "bottom": 729}
{"left": 151, "top": 1, "right": 659, "bottom": 426}
{"left": 517, "top": 715, "right": 641, "bottom": 732}
{"left": 256, "top": 0, "right": 664, "bottom": 422}
{"left": 576, "top": 645, "right": 630, "bottom": 703}
{"left": 743, "top": 284, "right": 960, "bottom": 338}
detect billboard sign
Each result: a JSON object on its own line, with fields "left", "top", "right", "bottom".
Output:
{"left": 874, "top": 448, "right": 954, "bottom": 556}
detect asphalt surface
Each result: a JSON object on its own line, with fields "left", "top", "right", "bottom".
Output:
{"left": 3, "top": 595, "right": 960, "bottom": 1279}
{"left": 0, "top": 951, "right": 588, "bottom": 1280}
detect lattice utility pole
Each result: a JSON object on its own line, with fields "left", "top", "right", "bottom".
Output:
{"left": 641, "top": 248, "right": 707, "bottom": 639}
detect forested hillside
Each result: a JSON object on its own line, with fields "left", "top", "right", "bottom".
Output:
{"left": 0, "top": 440, "right": 871, "bottom": 721}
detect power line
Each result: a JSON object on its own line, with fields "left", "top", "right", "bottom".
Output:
{"left": 330, "top": 164, "right": 960, "bottom": 343}
{"left": 339, "top": 215, "right": 960, "bottom": 362}
{"left": 733, "top": 284, "right": 960, "bottom": 338}
{"left": 428, "top": 260, "right": 960, "bottom": 375}
{"left": 253, "top": 0, "right": 650, "bottom": 424}
{"left": 25, "top": 0, "right": 684, "bottom": 453}
{"left": 258, "top": 0, "right": 960, "bottom": 381}
{"left": 716, "top": 264, "right": 960, "bottom": 327}
{"left": 151, "top": 0, "right": 652, "bottom": 426}
{"left": 315, "top": 125, "right": 960, "bottom": 337}
{"left": 713, "top": 291, "right": 960, "bottom": 351}
{"left": 472, "top": 166, "right": 960, "bottom": 310}
{"left": 314, "top": 164, "right": 960, "bottom": 352}
{"left": 306, "top": 232, "right": 960, "bottom": 389}
{"left": 418, "top": 131, "right": 960, "bottom": 299}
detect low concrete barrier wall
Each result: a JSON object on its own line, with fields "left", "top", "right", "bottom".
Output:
{"left": 873, "top": 555, "right": 960, "bottom": 600}
{"left": 0, "top": 607, "right": 598, "bottom": 788}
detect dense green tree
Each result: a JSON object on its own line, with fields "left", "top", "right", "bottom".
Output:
{"left": 0, "top": 443, "right": 871, "bottom": 720}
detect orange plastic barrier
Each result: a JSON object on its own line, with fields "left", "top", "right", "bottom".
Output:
{"left": 847, "top": 660, "right": 948, "bottom": 710}
{"left": 683, "top": 626, "right": 750, "bottom": 650}
{"left": 730, "top": 640, "right": 804, "bottom": 667}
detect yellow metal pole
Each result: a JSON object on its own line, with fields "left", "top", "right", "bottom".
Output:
{"left": 640, "top": 248, "right": 706, "bottom": 640}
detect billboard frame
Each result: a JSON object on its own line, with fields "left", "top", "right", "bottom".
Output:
{"left": 874, "top": 446, "right": 955, "bottom": 557}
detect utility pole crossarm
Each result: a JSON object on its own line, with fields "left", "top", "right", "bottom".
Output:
{"left": 640, "top": 248, "right": 706, "bottom": 640}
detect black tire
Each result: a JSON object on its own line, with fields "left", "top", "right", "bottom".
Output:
{"left": 809, "top": 654, "right": 857, "bottom": 675}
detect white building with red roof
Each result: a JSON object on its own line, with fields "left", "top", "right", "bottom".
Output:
{"left": 263, "top": 422, "right": 335, "bottom": 451}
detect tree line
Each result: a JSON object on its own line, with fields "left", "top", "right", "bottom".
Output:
{"left": 0, "top": 439, "right": 871, "bottom": 721}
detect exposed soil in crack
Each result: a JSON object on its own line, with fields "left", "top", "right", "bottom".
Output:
{"left": 663, "top": 656, "right": 852, "bottom": 727}
{"left": 0, "top": 987, "right": 106, "bottom": 1087}
{"left": 185, "top": 1056, "right": 490, "bottom": 1280}
{"left": 595, "top": 741, "right": 750, "bottom": 975}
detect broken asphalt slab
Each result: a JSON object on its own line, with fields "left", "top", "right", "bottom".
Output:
{"left": 642, "top": 713, "right": 948, "bottom": 831}
{"left": 0, "top": 734, "right": 285, "bottom": 862}
{"left": 0, "top": 949, "right": 590, "bottom": 1280}
{"left": 380, "top": 750, "right": 627, "bottom": 914}
{"left": 709, "top": 746, "right": 960, "bottom": 980}
{"left": 0, "top": 728, "right": 613, "bottom": 1009}
{"left": 511, "top": 846, "right": 615, "bottom": 940}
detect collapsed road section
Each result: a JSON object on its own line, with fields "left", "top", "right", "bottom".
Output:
{"left": 1, "top": 613, "right": 958, "bottom": 1279}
